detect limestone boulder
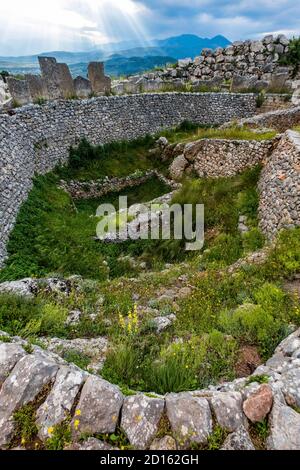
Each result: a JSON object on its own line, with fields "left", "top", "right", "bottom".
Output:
{"left": 36, "top": 365, "right": 86, "bottom": 441}
{"left": 243, "top": 384, "right": 273, "bottom": 423}
{"left": 166, "top": 392, "right": 212, "bottom": 448}
{"left": 72, "top": 376, "right": 123, "bottom": 437}
{"left": 169, "top": 155, "right": 188, "bottom": 180}
{"left": 211, "top": 392, "right": 246, "bottom": 432}
{"left": 0, "top": 355, "right": 58, "bottom": 447}
{"left": 221, "top": 426, "right": 255, "bottom": 450}
{"left": 267, "top": 400, "right": 300, "bottom": 450}
{"left": 121, "top": 394, "right": 165, "bottom": 449}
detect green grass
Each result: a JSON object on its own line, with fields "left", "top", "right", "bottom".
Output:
{"left": 13, "top": 405, "right": 38, "bottom": 446}
{"left": 161, "top": 126, "right": 277, "bottom": 145}
{"left": 0, "top": 174, "right": 170, "bottom": 282}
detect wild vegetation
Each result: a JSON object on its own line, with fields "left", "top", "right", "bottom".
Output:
{"left": 0, "top": 123, "right": 299, "bottom": 395}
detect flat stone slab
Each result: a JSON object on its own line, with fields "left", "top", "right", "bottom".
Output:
{"left": 0, "top": 355, "right": 58, "bottom": 448}
{"left": 121, "top": 394, "right": 165, "bottom": 449}
{"left": 36, "top": 365, "right": 86, "bottom": 441}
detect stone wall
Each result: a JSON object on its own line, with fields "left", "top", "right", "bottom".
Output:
{"left": 224, "top": 105, "right": 300, "bottom": 132}
{"left": 113, "top": 34, "right": 297, "bottom": 95}
{"left": 167, "top": 138, "right": 277, "bottom": 180}
{"left": 6, "top": 57, "right": 111, "bottom": 106}
{"left": 1, "top": 326, "right": 300, "bottom": 450}
{"left": 0, "top": 92, "right": 257, "bottom": 266}
{"left": 258, "top": 130, "right": 300, "bottom": 238}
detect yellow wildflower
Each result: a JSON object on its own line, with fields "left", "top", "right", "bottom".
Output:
{"left": 74, "top": 419, "right": 80, "bottom": 431}
{"left": 21, "top": 437, "right": 26, "bottom": 446}
{"left": 48, "top": 426, "right": 54, "bottom": 436}
{"left": 75, "top": 409, "right": 81, "bottom": 416}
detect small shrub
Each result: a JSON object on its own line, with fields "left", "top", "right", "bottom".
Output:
{"left": 45, "top": 420, "right": 72, "bottom": 450}
{"left": 207, "top": 425, "right": 228, "bottom": 450}
{"left": 246, "top": 375, "right": 269, "bottom": 386}
{"left": 242, "top": 228, "right": 265, "bottom": 253}
{"left": 13, "top": 405, "right": 38, "bottom": 445}
{"left": 63, "top": 350, "right": 90, "bottom": 370}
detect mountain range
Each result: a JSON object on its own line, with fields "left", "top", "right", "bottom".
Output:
{"left": 0, "top": 34, "right": 231, "bottom": 78}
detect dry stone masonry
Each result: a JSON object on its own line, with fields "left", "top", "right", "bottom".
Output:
{"left": 113, "top": 34, "right": 298, "bottom": 95}
{"left": 1, "top": 328, "right": 300, "bottom": 450}
{"left": 6, "top": 57, "right": 111, "bottom": 105}
{"left": 0, "top": 92, "right": 257, "bottom": 267}
{"left": 258, "top": 130, "right": 300, "bottom": 238}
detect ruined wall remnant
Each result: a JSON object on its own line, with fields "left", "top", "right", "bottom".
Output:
{"left": 6, "top": 58, "right": 109, "bottom": 105}
{"left": 74, "top": 76, "right": 92, "bottom": 99}
{"left": 88, "top": 62, "right": 111, "bottom": 95}
{"left": 0, "top": 92, "right": 257, "bottom": 265}
{"left": 25, "top": 74, "right": 48, "bottom": 102}
{"left": 6, "top": 77, "right": 32, "bottom": 106}
{"left": 38, "top": 57, "right": 75, "bottom": 99}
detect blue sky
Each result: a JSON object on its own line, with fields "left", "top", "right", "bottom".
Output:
{"left": 0, "top": 0, "right": 299, "bottom": 56}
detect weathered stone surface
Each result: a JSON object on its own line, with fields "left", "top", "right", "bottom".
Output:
{"left": 72, "top": 376, "right": 123, "bottom": 437}
{"left": 121, "top": 394, "right": 165, "bottom": 449}
{"left": 275, "top": 328, "right": 300, "bottom": 356}
{"left": 243, "top": 384, "right": 273, "bottom": 423}
{"left": 0, "top": 343, "right": 26, "bottom": 387}
{"left": 74, "top": 76, "right": 92, "bottom": 99}
{"left": 88, "top": 62, "right": 111, "bottom": 95}
{"left": 152, "top": 314, "right": 176, "bottom": 333}
{"left": 67, "top": 438, "right": 116, "bottom": 450}
{"left": 150, "top": 435, "right": 177, "bottom": 450}
{"left": 211, "top": 392, "right": 245, "bottom": 432}
{"left": 0, "top": 92, "right": 257, "bottom": 267}
{"left": 7, "top": 77, "right": 32, "bottom": 105}
{"left": 39, "top": 336, "right": 108, "bottom": 373}
{"left": 0, "top": 355, "right": 58, "bottom": 447}
{"left": 169, "top": 155, "right": 188, "bottom": 180}
{"left": 38, "top": 57, "right": 63, "bottom": 99}
{"left": 221, "top": 426, "right": 255, "bottom": 450}
{"left": 36, "top": 366, "right": 86, "bottom": 441}
{"left": 267, "top": 400, "right": 300, "bottom": 450}
{"left": 57, "top": 63, "right": 75, "bottom": 99}
{"left": 166, "top": 393, "right": 212, "bottom": 447}
{"left": 0, "top": 278, "right": 38, "bottom": 297}
{"left": 281, "top": 368, "right": 300, "bottom": 408}
{"left": 25, "top": 74, "right": 48, "bottom": 101}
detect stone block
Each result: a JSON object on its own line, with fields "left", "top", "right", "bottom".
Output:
{"left": 57, "top": 63, "right": 75, "bottom": 98}
{"left": 25, "top": 74, "right": 48, "bottom": 101}
{"left": 7, "top": 77, "right": 32, "bottom": 106}
{"left": 39, "top": 57, "right": 75, "bottom": 99}
{"left": 88, "top": 62, "right": 111, "bottom": 95}
{"left": 74, "top": 76, "right": 92, "bottom": 99}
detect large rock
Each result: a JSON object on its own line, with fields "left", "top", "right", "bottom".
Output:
{"left": 0, "top": 278, "right": 38, "bottom": 298}
{"left": 243, "top": 384, "right": 273, "bottom": 423}
{"left": 221, "top": 426, "right": 255, "bottom": 450}
{"left": 72, "top": 376, "right": 123, "bottom": 437}
{"left": 0, "top": 343, "right": 26, "bottom": 387}
{"left": 267, "top": 400, "right": 300, "bottom": 450}
{"left": 74, "top": 76, "right": 92, "bottom": 99}
{"left": 121, "top": 394, "right": 165, "bottom": 449}
{"left": 169, "top": 155, "right": 188, "bottom": 180}
{"left": 0, "top": 355, "right": 58, "bottom": 447}
{"left": 166, "top": 393, "right": 212, "bottom": 448}
{"left": 275, "top": 328, "right": 300, "bottom": 356}
{"left": 36, "top": 365, "right": 86, "bottom": 441}
{"left": 211, "top": 392, "right": 245, "bottom": 432}
{"left": 152, "top": 314, "right": 176, "bottom": 333}
{"left": 281, "top": 368, "right": 300, "bottom": 408}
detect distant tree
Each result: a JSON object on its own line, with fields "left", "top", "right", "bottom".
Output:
{"left": 0, "top": 70, "right": 9, "bottom": 82}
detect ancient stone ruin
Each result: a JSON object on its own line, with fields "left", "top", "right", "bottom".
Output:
{"left": 7, "top": 57, "right": 111, "bottom": 105}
